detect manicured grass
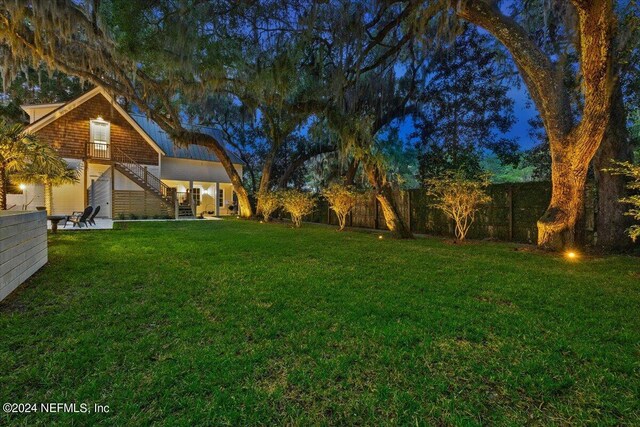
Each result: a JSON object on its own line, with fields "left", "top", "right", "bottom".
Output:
{"left": 1, "top": 220, "right": 639, "bottom": 425}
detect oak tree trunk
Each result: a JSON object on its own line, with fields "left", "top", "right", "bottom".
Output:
{"left": 537, "top": 147, "right": 589, "bottom": 249}
{"left": 232, "top": 182, "right": 252, "bottom": 218}
{"left": 189, "top": 133, "right": 253, "bottom": 218}
{"left": 457, "top": 0, "right": 615, "bottom": 250}
{"left": 592, "top": 84, "right": 634, "bottom": 250}
{"left": 344, "top": 159, "right": 359, "bottom": 186}
{"left": 364, "top": 162, "right": 413, "bottom": 238}
{"left": 258, "top": 149, "right": 277, "bottom": 195}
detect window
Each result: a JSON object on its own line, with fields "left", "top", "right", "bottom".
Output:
{"left": 218, "top": 188, "right": 224, "bottom": 207}
{"left": 192, "top": 188, "right": 201, "bottom": 206}
{"left": 90, "top": 119, "right": 110, "bottom": 152}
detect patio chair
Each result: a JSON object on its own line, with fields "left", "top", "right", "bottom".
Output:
{"left": 87, "top": 205, "right": 101, "bottom": 226}
{"left": 66, "top": 206, "right": 93, "bottom": 228}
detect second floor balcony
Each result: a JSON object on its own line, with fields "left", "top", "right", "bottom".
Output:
{"left": 86, "top": 141, "right": 111, "bottom": 160}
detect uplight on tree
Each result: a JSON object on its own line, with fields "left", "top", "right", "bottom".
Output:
{"left": 565, "top": 251, "right": 578, "bottom": 260}
{"left": 256, "top": 191, "right": 281, "bottom": 222}
{"left": 425, "top": 172, "right": 491, "bottom": 242}
{"left": 322, "top": 184, "right": 361, "bottom": 231}
{"left": 281, "top": 189, "right": 315, "bottom": 228}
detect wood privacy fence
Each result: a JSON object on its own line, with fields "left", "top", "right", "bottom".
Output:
{"left": 307, "top": 182, "right": 597, "bottom": 244}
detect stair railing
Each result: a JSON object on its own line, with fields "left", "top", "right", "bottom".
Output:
{"left": 111, "top": 145, "right": 175, "bottom": 205}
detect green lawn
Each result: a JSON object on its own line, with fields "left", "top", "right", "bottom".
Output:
{"left": 1, "top": 220, "right": 639, "bottom": 425}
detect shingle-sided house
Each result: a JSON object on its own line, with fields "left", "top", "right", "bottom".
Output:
{"left": 19, "top": 87, "right": 243, "bottom": 219}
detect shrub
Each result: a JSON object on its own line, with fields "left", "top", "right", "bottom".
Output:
{"left": 425, "top": 172, "right": 491, "bottom": 241}
{"left": 322, "top": 184, "right": 360, "bottom": 231}
{"left": 281, "top": 189, "right": 315, "bottom": 228}
{"left": 257, "top": 191, "right": 281, "bottom": 222}
{"left": 605, "top": 161, "right": 640, "bottom": 242}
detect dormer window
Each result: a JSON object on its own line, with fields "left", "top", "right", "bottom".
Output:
{"left": 90, "top": 118, "right": 110, "bottom": 153}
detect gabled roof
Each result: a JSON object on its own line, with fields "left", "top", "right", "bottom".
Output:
{"left": 21, "top": 102, "right": 65, "bottom": 109}
{"left": 130, "top": 114, "right": 243, "bottom": 164}
{"left": 22, "top": 87, "right": 241, "bottom": 165}
{"left": 23, "top": 87, "right": 165, "bottom": 156}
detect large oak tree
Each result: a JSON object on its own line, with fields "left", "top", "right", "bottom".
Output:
{"left": 455, "top": 0, "right": 619, "bottom": 249}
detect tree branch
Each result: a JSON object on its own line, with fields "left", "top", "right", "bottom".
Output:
{"left": 456, "top": 0, "right": 572, "bottom": 143}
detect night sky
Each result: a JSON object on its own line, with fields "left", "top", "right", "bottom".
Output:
{"left": 398, "top": 84, "right": 540, "bottom": 152}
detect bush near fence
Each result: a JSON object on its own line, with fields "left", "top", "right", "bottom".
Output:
{"left": 307, "top": 182, "right": 597, "bottom": 244}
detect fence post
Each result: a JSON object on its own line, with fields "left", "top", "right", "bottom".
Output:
{"left": 374, "top": 196, "right": 379, "bottom": 230}
{"left": 508, "top": 185, "right": 514, "bottom": 241}
{"left": 407, "top": 190, "right": 412, "bottom": 232}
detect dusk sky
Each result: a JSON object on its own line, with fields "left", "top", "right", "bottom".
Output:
{"left": 398, "top": 84, "right": 540, "bottom": 152}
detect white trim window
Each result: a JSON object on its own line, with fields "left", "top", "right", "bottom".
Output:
{"left": 192, "top": 188, "right": 201, "bottom": 206}
{"left": 90, "top": 119, "right": 110, "bottom": 153}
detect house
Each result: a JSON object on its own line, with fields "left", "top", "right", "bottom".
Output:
{"left": 16, "top": 87, "right": 243, "bottom": 219}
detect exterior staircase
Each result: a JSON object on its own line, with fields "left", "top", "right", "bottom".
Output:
{"left": 177, "top": 204, "right": 195, "bottom": 218}
{"left": 110, "top": 146, "right": 181, "bottom": 217}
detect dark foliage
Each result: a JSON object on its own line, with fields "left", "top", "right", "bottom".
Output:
{"left": 413, "top": 25, "right": 518, "bottom": 182}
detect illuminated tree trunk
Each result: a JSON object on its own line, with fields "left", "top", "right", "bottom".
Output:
{"left": 258, "top": 150, "right": 276, "bottom": 195}
{"left": 231, "top": 176, "right": 253, "bottom": 219}
{"left": 457, "top": 0, "right": 615, "bottom": 250}
{"left": 189, "top": 133, "right": 253, "bottom": 218}
{"left": 364, "top": 162, "right": 412, "bottom": 239}
{"left": 537, "top": 149, "right": 589, "bottom": 249}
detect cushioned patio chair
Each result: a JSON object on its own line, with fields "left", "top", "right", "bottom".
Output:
{"left": 87, "top": 205, "right": 101, "bottom": 226}
{"left": 66, "top": 206, "right": 93, "bottom": 228}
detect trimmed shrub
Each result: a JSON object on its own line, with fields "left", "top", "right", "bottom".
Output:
{"left": 257, "top": 190, "right": 281, "bottom": 222}
{"left": 281, "top": 189, "right": 315, "bottom": 228}
{"left": 425, "top": 172, "right": 491, "bottom": 241}
{"left": 322, "top": 184, "right": 360, "bottom": 231}
{"left": 605, "top": 161, "right": 640, "bottom": 242}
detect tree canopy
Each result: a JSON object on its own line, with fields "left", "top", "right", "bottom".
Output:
{"left": 0, "top": 0, "right": 637, "bottom": 248}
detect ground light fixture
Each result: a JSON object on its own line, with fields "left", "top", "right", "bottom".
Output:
{"left": 565, "top": 250, "right": 578, "bottom": 260}
{"left": 378, "top": 235, "right": 383, "bottom": 239}
{"left": 19, "top": 183, "right": 26, "bottom": 190}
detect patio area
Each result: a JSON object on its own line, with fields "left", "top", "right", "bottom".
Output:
{"left": 47, "top": 218, "right": 113, "bottom": 231}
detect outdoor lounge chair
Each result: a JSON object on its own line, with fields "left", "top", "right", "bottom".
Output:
{"left": 87, "top": 205, "right": 101, "bottom": 226}
{"left": 66, "top": 206, "right": 93, "bottom": 228}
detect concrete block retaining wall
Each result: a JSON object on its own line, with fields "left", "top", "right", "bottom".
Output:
{"left": 0, "top": 211, "right": 48, "bottom": 302}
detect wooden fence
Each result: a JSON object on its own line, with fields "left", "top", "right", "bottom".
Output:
{"left": 307, "top": 182, "right": 597, "bottom": 244}
{"left": 113, "top": 190, "right": 171, "bottom": 218}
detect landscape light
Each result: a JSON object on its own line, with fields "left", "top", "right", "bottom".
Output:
{"left": 565, "top": 251, "right": 578, "bottom": 260}
{"left": 378, "top": 235, "right": 383, "bottom": 240}
{"left": 19, "top": 183, "right": 26, "bottom": 190}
